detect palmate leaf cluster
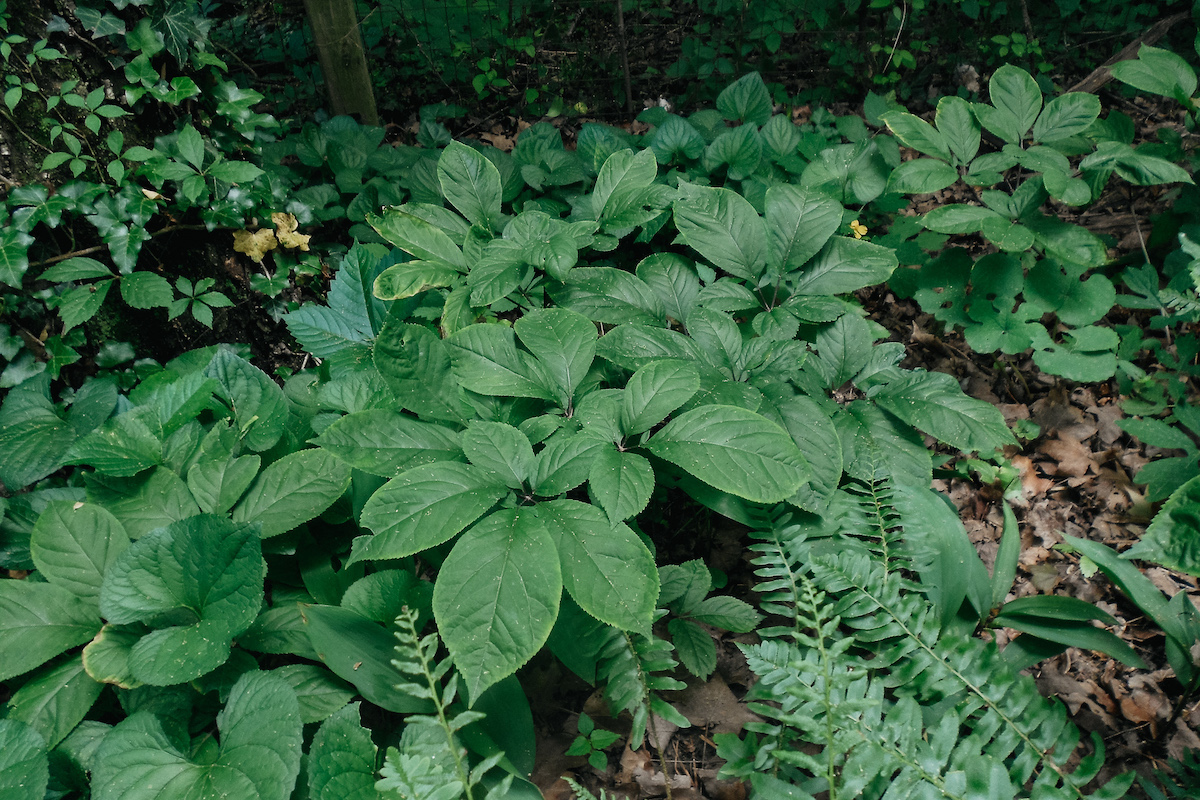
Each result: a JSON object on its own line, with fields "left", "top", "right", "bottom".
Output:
{"left": 717, "top": 471, "right": 1134, "bottom": 800}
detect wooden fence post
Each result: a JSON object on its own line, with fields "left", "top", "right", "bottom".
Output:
{"left": 303, "top": 0, "right": 380, "bottom": 125}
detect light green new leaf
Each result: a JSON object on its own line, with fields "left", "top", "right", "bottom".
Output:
{"left": 92, "top": 672, "right": 302, "bottom": 800}
{"left": 765, "top": 185, "right": 843, "bottom": 274}
{"left": 0, "top": 719, "right": 47, "bottom": 800}
{"left": 232, "top": 449, "right": 351, "bottom": 537}
{"left": 587, "top": 446, "right": 655, "bottom": 523}
{"left": 438, "top": 140, "right": 504, "bottom": 232}
{"left": 872, "top": 370, "right": 1016, "bottom": 454}
{"left": 204, "top": 348, "right": 287, "bottom": 453}
{"left": 31, "top": 501, "right": 130, "bottom": 604}
{"left": 1032, "top": 93, "right": 1101, "bottom": 143}
{"left": 885, "top": 158, "right": 959, "bottom": 195}
{"left": 715, "top": 72, "right": 772, "bottom": 126}
{"left": 922, "top": 204, "right": 1003, "bottom": 234}
{"left": 988, "top": 64, "right": 1042, "bottom": 141}
{"left": 186, "top": 454, "right": 261, "bottom": 514}
{"left": 646, "top": 405, "right": 810, "bottom": 503}
{"left": 593, "top": 148, "right": 658, "bottom": 221}
{"left": 537, "top": 500, "right": 658, "bottom": 633}
{"left": 446, "top": 323, "right": 556, "bottom": 401}
{"left": 1109, "top": 44, "right": 1198, "bottom": 100}
{"left": 515, "top": 308, "right": 597, "bottom": 405}
{"left": 4, "top": 655, "right": 104, "bottom": 749}
{"left": 673, "top": 183, "right": 768, "bottom": 282}
{"left": 622, "top": 359, "right": 700, "bottom": 435}
{"left": 882, "top": 112, "right": 953, "bottom": 162}
{"left": 307, "top": 702, "right": 377, "bottom": 800}
{"left": 368, "top": 208, "right": 468, "bottom": 270}
{"left": 0, "top": 580, "right": 101, "bottom": 682}
{"left": 462, "top": 421, "right": 535, "bottom": 488}
{"left": 434, "top": 509, "right": 561, "bottom": 704}
{"left": 354, "top": 461, "right": 507, "bottom": 563}
{"left": 935, "top": 96, "right": 981, "bottom": 163}
{"left": 313, "top": 409, "right": 462, "bottom": 477}
{"left": 99, "top": 515, "right": 264, "bottom": 685}
{"left": 373, "top": 261, "right": 461, "bottom": 301}
{"left": 790, "top": 237, "right": 898, "bottom": 296}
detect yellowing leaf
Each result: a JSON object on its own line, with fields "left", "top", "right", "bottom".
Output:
{"left": 233, "top": 228, "right": 278, "bottom": 263}
{"left": 272, "top": 212, "right": 311, "bottom": 251}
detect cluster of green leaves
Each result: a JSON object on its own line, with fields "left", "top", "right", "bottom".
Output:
{"left": 885, "top": 61, "right": 1191, "bottom": 383}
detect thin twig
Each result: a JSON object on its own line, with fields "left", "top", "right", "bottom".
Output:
{"left": 28, "top": 223, "right": 224, "bottom": 270}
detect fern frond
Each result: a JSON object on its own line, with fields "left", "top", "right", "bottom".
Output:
{"left": 596, "top": 626, "right": 688, "bottom": 750}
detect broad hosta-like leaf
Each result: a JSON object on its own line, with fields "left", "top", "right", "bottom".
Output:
{"left": 231, "top": 449, "right": 352, "bottom": 537}
{"left": 307, "top": 703, "right": 377, "bottom": 800}
{"left": 353, "top": 461, "right": 507, "bottom": 564}
{"left": 446, "top": 323, "right": 556, "bottom": 401}
{"left": 872, "top": 370, "right": 1015, "bottom": 454}
{"left": 99, "top": 515, "right": 265, "bottom": 685}
{"left": 765, "top": 185, "right": 843, "bottom": 273}
{"left": 537, "top": 499, "right": 658, "bottom": 632}
{"left": 82, "top": 623, "right": 145, "bottom": 689}
{"left": 301, "top": 604, "right": 429, "bottom": 714}
{"left": 715, "top": 71, "right": 772, "bottom": 126}
{"left": 203, "top": 348, "right": 287, "bottom": 453}
{"left": 592, "top": 148, "right": 658, "bottom": 221}
{"left": 433, "top": 509, "right": 561, "bottom": 704}
{"left": 514, "top": 308, "right": 597, "bottom": 405}
{"left": 438, "top": 140, "right": 504, "bottom": 232}
{"left": 588, "top": 446, "right": 655, "bottom": 522}
{"left": 673, "top": 183, "right": 768, "bottom": 281}
{"left": 313, "top": 409, "right": 461, "bottom": 477}
{"left": 0, "top": 580, "right": 101, "bottom": 682}
{"left": 645, "top": 405, "right": 810, "bottom": 503}
{"left": 92, "top": 672, "right": 302, "bottom": 800}
{"left": 4, "top": 655, "right": 104, "bottom": 749}
{"left": 31, "top": 501, "right": 130, "bottom": 604}
{"left": 621, "top": 359, "right": 700, "bottom": 435}
{"left": 0, "top": 719, "right": 47, "bottom": 800}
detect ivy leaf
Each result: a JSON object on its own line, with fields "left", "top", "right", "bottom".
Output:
{"left": 307, "top": 703, "right": 377, "bottom": 800}
{"left": 433, "top": 509, "right": 561, "bottom": 704}
{"left": 92, "top": 672, "right": 301, "bottom": 800}
{"left": 538, "top": 499, "right": 658, "bottom": 633}
{"left": 231, "top": 449, "right": 352, "bottom": 538}
{"left": 646, "top": 405, "right": 810, "bottom": 503}
{"left": 872, "top": 370, "right": 1016, "bottom": 454}
{"left": 0, "top": 719, "right": 47, "bottom": 800}
{"left": 0, "top": 580, "right": 101, "bottom": 682}
{"left": 354, "top": 461, "right": 507, "bottom": 564}
{"left": 99, "top": 515, "right": 265, "bottom": 685}
{"left": 30, "top": 501, "right": 130, "bottom": 605}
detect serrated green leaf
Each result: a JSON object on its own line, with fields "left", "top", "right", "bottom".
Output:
{"left": 885, "top": 158, "right": 960, "bottom": 195}
{"left": 82, "top": 622, "right": 144, "bottom": 688}
{"left": 186, "top": 454, "right": 260, "bottom": 514}
{"left": 204, "top": 348, "right": 288, "bottom": 452}
{"left": 667, "top": 617, "right": 715, "bottom": 679}
{"left": 673, "top": 183, "right": 768, "bottom": 282}
{"left": 646, "top": 405, "right": 809, "bottom": 503}
{"left": 531, "top": 430, "right": 611, "bottom": 497}
{"left": 446, "top": 324, "right": 556, "bottom": 400}
{"left": 882, "top": 112, "right": 953, "bottom": 161}
{"left": 515, "top": 308, "right": 597, "bottom": 406}
{"left": 39, "top": 257, "right": 114, "bottom": 282}
{"left": 273, "top": 664, "right": 355, "bottom": 724}
{"left": 374, "top": 261, "right": 461, "bottom": 301}
{"left": 1032, "top": 93, "right": 1101, "bottom": 143}
{"left": 0, "top": 719, "right": 47, "bottom": 800}
{"left": 4, "top": 655, "right": 103, "bottom": 749}
{"left": 31, "top": 501, "right": 129, "bottom": 604}
{"left": 0, "top": 580, "right": 101, "bottom": 682}
{"left": 374, "top": 321, "right": 471, "bottom": 423}
{"left": 765, "top": 184, "right": 843, "bottom": 274}
{"left": 58, "top": 280, "right": 113, "bottom": 333}
{"left": 791, "top": 236, "right": 897, "bottom": 295}
{"left": 354, "top": 461, "right": 506, "bottom": 563}
{"left": 873, "top": 370, "right": 1016, "bottom": 453}
{"left": 120, "top": 271, "right": 174, "bottom": 309}
{"left": 92, "top": 672, "right": 302, "bottom": 800}
{"left": 621, "top": 359, "right": 700, "bottom": 435}
{"left": 65, "top": 410, "right": 162, "bottom": 476}
{"left": 307, "top": 702, "right": 377, "bottom": 799}
{"left": 369, "top": 208, "right": 467, "bottom": 270}
{"left": 231, "top": 449, "right": 352, "bottom": 537}
{"left": 434, "top": 509, "right": 561, "bottom": 704}
{"left": 636, "top": 253, "right": 700, "bottom": 324}
{"left": 99, "top": 515, "right": 264, "bottom": 685}
{"left": 587, "top": 447, "right": 655, "bottom": 522}
{"left": 314, "top": 409, "right": 461, "bottom": 476}
{"left": 85, "top": 467, "right": 200, "bottom": 540}
{"left": 549, "top": 266, "right": 666, "bottom": 326}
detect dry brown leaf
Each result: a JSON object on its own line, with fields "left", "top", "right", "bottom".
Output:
{"left": 272, "top": 212, "right": 311, "bottom": 251}
{"left": 1037, "top": 435, "right": 1097, "bottom": 479}
{"left": 232, "top": 228, "right": 277, "bottom": 263}
{"left": 671, "top": 674, "right": 760, "bottom": 735}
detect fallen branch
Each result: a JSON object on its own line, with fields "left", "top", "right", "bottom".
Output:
{"left": 1066, "top": 11, "right": 1190, "bottom": 95}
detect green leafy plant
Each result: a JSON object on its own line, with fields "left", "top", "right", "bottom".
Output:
{"left": 566, "top": 712, "right": 622, "bottom": 771}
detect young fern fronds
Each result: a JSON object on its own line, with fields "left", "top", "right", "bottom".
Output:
{"left": 745, "top": 505, "right": 816, "bottom": 641}
{"left": 382, "top": 607, "right": 512, "bottom": 800}
{"left": 596, "top": 622, "right": 689, "bottom": 751}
